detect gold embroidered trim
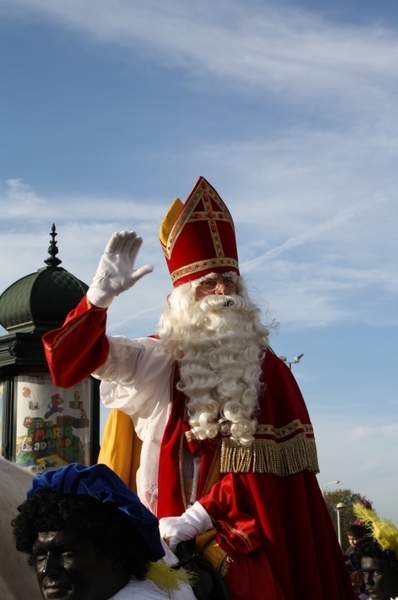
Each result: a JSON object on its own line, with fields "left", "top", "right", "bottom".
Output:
{"left": 224, "top": 523, "right": 253, "bottom": 551}
{"left": 171, "top": 258, "right": 239, "bottom": 284}
{"left": 186, "top": 210, "right": 226, "bottom": 222}
{"left": 255, "top": 419, "right": 315, "bottom": 439}
{"left": 164, "top": 182, "right": 235, "bottom": 259}
{"left": 203, "top": 195, "right": 225, "bottom": 259}
{"left": 220, "top": 434, "right": 320, "bottom": 475}
{"left": 220, "top": 555, "right": 233, "bottom": 577}
{"left": 178, "top": 426, "right": 188, "bottom": 510}
{"left": 201, "top": 440, "right": 222, "bottom": 497}
{"left": 169, "top": 363, "right": 190, "bottom": 511}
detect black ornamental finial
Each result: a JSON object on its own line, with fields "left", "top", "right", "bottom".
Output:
{"left": 44, "top": 224, "right": 62, "bottom": 267}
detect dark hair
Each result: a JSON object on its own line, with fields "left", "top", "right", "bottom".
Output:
{"left": 352, "top": 537, "right": 398, "bottom": 574}
{"left": 347, "top": 524, "right": 367, "bottom": 538}
{"left": 356, "top": 499, "right": 372, "bottom": 510}
{"left": 12, "top": 490, "right": 152, "bottom": 580}
{"left": 350, "top": 570, "right": 364, "bottom": 588}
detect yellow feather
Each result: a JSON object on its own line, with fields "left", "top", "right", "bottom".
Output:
{"left": 353, "top": 504, "right": 398, "bottom": 556}
{"left": 146, "top": 560, "right": 196, "bottom": 597}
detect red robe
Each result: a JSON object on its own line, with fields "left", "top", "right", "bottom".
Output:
{"left": 43, "top": 297, "right": 356, "bottom": 600}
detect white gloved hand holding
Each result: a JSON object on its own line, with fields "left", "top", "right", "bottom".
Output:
{"left": 159, "top": 502, "right": 213, "bottom": 553}
{"left": 87, "top": 231, "right": 153, "bottom": 308}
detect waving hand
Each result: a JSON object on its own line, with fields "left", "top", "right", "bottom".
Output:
{"left": 86, "top": 231, "right": 153, "bottom": 308}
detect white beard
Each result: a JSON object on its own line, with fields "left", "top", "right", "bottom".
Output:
{"left": 157, "top": 280, "right": 269, "bottom": 446}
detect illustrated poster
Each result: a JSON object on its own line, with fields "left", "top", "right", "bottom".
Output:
{"left": 15, "top": 373, "right": 91, "bottom": 474}
{"left": 0, "top": 379, "right": 3, "bottom": 457}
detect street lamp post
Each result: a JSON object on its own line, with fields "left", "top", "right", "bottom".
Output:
{"left": 279, "top": 353, "right": 304, "bottom": 370}
{"left": 336, "top": 502, "right": 347, "bottom": 547}
{"left": 322, "top": 480, "right": 340, "bottom": 496}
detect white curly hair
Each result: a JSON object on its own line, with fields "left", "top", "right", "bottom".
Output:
{"left": 157, "top": 276, "right": 269, "bottom": 446}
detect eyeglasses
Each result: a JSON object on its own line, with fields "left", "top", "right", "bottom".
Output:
{"left": 197, "top": 277, "right": 237, "bottom": 292}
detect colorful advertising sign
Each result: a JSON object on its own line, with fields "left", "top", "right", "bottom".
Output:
{"left": 15, "top": 373, "right": 91, "bottom": 474}
{"left": 0, "top": 379, "right": 3, "bottom": 457}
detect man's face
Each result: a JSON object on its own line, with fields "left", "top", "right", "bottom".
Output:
{"left": 361, "top": 556, "right": 398, "bottom": 600}
{"left": 33, "top": 530, "right": 115, "bottom": 600}
{"left": 195, "top": 273, "right": 237, "bottom": 300}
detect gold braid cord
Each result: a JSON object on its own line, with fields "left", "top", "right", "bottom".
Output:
{"left": 220, "top": 420, "right": 320, "bottom": 475}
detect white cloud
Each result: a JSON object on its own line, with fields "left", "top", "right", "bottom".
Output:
{"left": 351, "top": 423, "right": 398, "bottom": 441}
{"left": 0, "top": 167, "right": 396, "bottom": 334}
{"left": 314, "top": 415, "right": 398, "bottom": 524}
{"left": 0, "top": 180, "right": 165, "bottom": 225}
{"left": 195, "top": 125, "right": 397, "bottom": 220}
{"left": 2, "top": 0, "right": 397, "bottom": 116}
{"left": 2, "top": 179, "right": 45, "bottom": 217}
{"left": 241, "top": 200, "right": 383, "bottom": 270}
{"left": 249, "top": 260, "right": 397, "bottom": 329}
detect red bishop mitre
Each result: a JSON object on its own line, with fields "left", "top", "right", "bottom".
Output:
{"left": 159, "top": 176, "right": 240, "bottom": 286}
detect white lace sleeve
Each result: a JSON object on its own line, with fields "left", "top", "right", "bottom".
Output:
{"left": 93, "top": 335, "right": 152, "bottom": 385}
{"left": 93, "top": 336, "right": 174, "bottom": 419}
{"left": 93, "top": 336, "right": 175, "bottom": 514}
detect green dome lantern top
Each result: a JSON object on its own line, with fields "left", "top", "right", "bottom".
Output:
{"left": 0, "top": 224, "right": 88, "bottom": 334}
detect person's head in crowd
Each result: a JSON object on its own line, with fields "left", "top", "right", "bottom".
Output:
{"left": 349, "top": 570, "right": 366, "bottom": 597}
{"left": 353, "top": 537, "right": 398, "bottom": 600}
{"left": 352, "top": 504, "right": 398, "bottom": 600}
{"left": 11, "top": 463, "right": 165, "bottom": 600}
{"left": 356, "top": 499, "right": 373, "bottom": 511}
{"left": 347, "top": 524, "right": 368, "bottom": 549}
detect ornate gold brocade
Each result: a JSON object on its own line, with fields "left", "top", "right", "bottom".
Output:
{"left": 171, "top": 257, "right": 238, "bottom": 284}
{"left": 255, "top": 419, "right": 315, "bottom": 438}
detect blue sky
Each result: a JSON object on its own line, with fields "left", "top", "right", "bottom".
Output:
{"left": 1, "top": 0, "right": 397, "bottom": 523}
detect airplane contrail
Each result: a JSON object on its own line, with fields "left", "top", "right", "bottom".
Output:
{"left": 241, "top": 195, "right": 387, "bottom": 272}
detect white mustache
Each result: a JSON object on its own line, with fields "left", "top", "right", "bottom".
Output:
{"left": 198, "top": 294, "right": 244, "bottom": 311}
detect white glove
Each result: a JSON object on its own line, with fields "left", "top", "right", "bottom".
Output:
{"left": 86, "top": 231, "right": 153, "bottom": 308}
{"left": 159, "top": 501, "right": 213, "bottom": 553}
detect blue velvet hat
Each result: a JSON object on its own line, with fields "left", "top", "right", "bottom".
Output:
{"left": 27, "top": 462, "right": 165, "bottom": 561}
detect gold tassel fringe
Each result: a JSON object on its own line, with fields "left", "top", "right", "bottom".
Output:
{"left": 220, "top": 433, "right": 319, "bottom": 475}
